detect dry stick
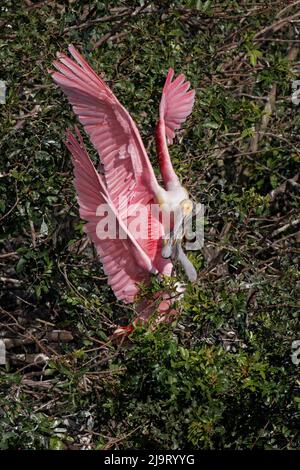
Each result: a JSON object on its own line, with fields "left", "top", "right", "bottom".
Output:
{"left": 177, "top": 4, "right": 277, "bottom": 19}
{"left": 272, "top": 230, "right": 300, "bottom": 246}
{"left": 255, "top": 38, "right": 300, "bottom": 43}
{"left": 269, "top": 174, "right": 300, "bottom": 201}
{"left": 92, "top": 2, "right": 151, "bottom": 50}
{"left": 0, "top": 252, "right": 18, "bottom": 259}
{"left": 276, "top": 0, "right": 300, "bottom": 18}
{"left": 249, "top": 83, "right": 277, "bottom": 154}
{"left": 0, "top": 306, "right": 59, "bottom": 358}
{"left": 36, "top": 318, "right": 55, "bottom": 327}
{"left": 99, "top": 31, "right": 129, "bottom": 46}
{"left": 254, "top": 10, "right": 300, "bottom": 39}
{"left": 29, "top": 219, "right": 37, "bottom": 248}
{"left": 262, "top": 131, "right": 300, "bottom": 157}
{"left": 0, "top": 276, "right": 23, "bottom": 286}
{"left": 58, "top": 262, "right": 115, "bottom": 329}
{"left": 20, "top": 379, "right": 54, "bottom": 389}
{"left": 28, "top": 0, "right": 64, "bottom": 10}
{"left": 13, "top": 294, "right": 36, "bottom": 308}
{"left": 93, "top": 22, "right": 129, "bottom": 49}
{"left": 215, "top": 3, "right": 282, "bottom": 57}
{"left": 104, "top": 425, "right": 143, "bottom": 450}
{"left": 271, "top": 218, "right": 300, "bottom": 237}
{"left": 58, "top": 262, "right": 87, "bottom": 302}
{"left": 201, "top": 223, "right": 232, "bottom": 278}
{"left": 64, "top": 10, "right": 137, "bottom": 33}
{"left": 221, "top": 6, "right": 300, "bottom": 72}
{"left": 0, "top": 195, "right": 19, "bottom": 222}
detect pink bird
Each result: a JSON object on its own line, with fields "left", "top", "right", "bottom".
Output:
{"left": 50, "top": 45, "right": 197, "bottom": 331}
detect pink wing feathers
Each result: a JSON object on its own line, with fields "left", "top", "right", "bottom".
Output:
{"left": 50, "top": 46, "right": 172, "bottom": 302}
{"left": 155, "top": 68, "right": 195, "bottom": 189}
{"left": 160, "top": 68, "right": 195, "bottom": 145}
{"left": 51, "top": 45, "right": 160, "bottom": 216}
{"left": 66, "top": 128, "right": 159, "bottom": 303}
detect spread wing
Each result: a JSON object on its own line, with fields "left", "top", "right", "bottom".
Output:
{"left": 51, "top": 45, "right": 160, "bottom": 220}
{"left": 50, "top": 46, "right": 173, "bottom": 301}
{"left": 66, "top": 128, "right": 159, "bottom": 303}
{"left": 159, "top": 68, "right": 195, "bottom": 145}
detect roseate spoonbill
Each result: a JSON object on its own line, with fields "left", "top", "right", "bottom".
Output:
{"left": 50, "top": 45, "right": 197, "bottom": 328}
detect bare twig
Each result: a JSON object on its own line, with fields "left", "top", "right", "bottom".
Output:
{"left": 92, "top": 2, "right": 152, "bottom": 50}
{"left": 0, "top": 195, "right": 19, "bottom": 222}
{"left": 0, "top": 277, "right": 23, "bottom": 286}
{"left": 104, "top": 425, "right": 143, "bottom": 450}
{"left": 249, "top": 84, "right": 277, "bottom": 154}
{"left": 29, "top": 219, "right": 37, "bottom": 248}
{"left": 21, "top": 379, "right": 54, "bottom": 389}
{"left": 64, "top": 11, "right": 135, "bottom": 33}
{"left": 269, "top": 174, "right": 300, "bottom": 201}
{"left": 271, "top": 218, "right": 300, "bottom": 237}
{"left": 0, "top": 252, "right": 18, "bottom": 259}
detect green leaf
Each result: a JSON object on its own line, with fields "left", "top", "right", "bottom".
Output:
{"left": 49, "top": 437, "right": 65, "bottom": 450}
{"left": 16, "top": 257, "right": 26, "bottom": 273}
{"left": 247, "top": 49, "right": 262, "bottom": 67}
{"left": 203, "top": 121, "right": 219, "bottom": 129}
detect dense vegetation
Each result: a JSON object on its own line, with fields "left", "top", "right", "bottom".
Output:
{"left": 0, "top": 0, "right": 300, "bottom": 450}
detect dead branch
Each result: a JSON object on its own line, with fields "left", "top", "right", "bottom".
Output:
{"left": 0, "top": 252, "right": 18, "bottom": 259}
{"left": 271, "top": 218, "right": 300, "bottom": 237}
{"left": 92, "top": 2, "right": 152, "bottom": 50}
{"left": 0, "top": 277, "right": 23, "bottom": 286}
{"left": 249, "top": 84, "right": 277, "bottom": 154}
{"left": 21, "top": 379, "right": 54, "bottom": 389}
{"left": 269, "top": 174, "right": 300, "bottom": 201}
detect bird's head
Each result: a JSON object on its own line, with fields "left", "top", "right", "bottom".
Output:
{"left": 180, "top": 198, "right": 193, "bottom": 217}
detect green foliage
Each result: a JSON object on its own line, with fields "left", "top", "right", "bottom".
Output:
{"left": 0, "top": 0, "right": 299, "bottom": 450}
